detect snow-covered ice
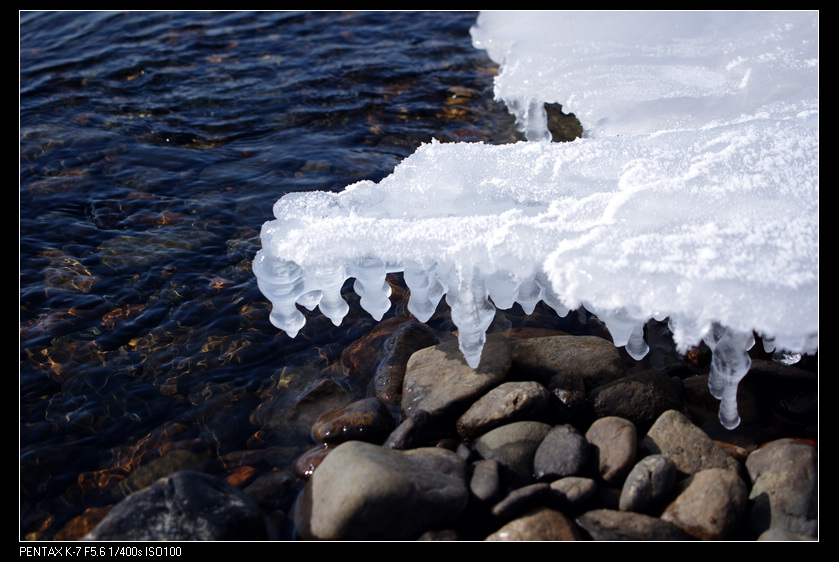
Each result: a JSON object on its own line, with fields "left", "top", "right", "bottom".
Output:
{"left": 254, "top": 11, "right": 818, "bottom": 429}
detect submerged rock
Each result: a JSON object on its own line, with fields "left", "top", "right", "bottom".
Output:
{"left": 310, "top": 397, "right": 395, "bottom": 445}
{"left": 84, "top": 471, "right": 269, "bottom": 541}
{"left": 369, "top": 320, "right": 440, "bottom": 408}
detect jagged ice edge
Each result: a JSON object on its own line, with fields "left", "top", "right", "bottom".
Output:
{"left": 252, "top": 249, "right": 816, "bottom": 430}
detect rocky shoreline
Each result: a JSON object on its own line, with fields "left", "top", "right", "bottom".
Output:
{"left": 80, "top": 314, "right": 818, "bottom": 541}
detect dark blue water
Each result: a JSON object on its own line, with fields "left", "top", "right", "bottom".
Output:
{"left": 20, "top": 10, "right": 529, "bottom": 540}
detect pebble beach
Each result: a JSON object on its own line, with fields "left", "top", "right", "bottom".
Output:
{"left": 79, "top": 303, "right": 818, "bottom": 541}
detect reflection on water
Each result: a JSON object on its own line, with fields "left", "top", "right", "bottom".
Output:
{"left": 20, "top": 10, "right": 533, "bottom": 539}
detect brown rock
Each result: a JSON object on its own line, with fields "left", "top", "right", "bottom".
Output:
{"left": 745, "top": 438, "right": 818, "bottom": 538}
{"left": 456, "top": 381, "right": 550, "bottom": 439}
{"left": 661, "top": 468, "right": 748, "bottom": 540}
{"left": 369, "top": 320, "right": 439, "bottom": 407}
{"left": 588, "top": 370, "right": 683, "bottom": 432}
{"left": 639, "top": 409, "right": 742, "bottom": 477}
{"left": 512, "top": 334, "right": 625, "bottom": 389}
{"left": 401, "top": 332, "right": 511, "bottom": 421}
{"left": 576, "top": 508, "right": 692, "bottom": 541}
{"left": 310, "top": 397, "right": 395, "bottom": 445}
{"left": 486, "top": 507, "right": 581, "bottom": 541}
{"left": 585, "top": 416, "right": 637, "bottom": 485}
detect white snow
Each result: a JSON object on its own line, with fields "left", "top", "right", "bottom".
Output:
{"left": 254, "top": 11, "right": 818, "bottom": 429}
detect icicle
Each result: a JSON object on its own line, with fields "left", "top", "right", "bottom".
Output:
{"left": 707, "top": 326, "right": 754, "bottom": 430}
{"left": 593, "top": 306, "right": 650, "bottom": 361}
{"left": 252, "top": 252, "right": 307, "bottom": 338}
{"left": 351, "top": 257, "right": 391, "bottom": 321}
{"left": 445, "top": 266, "right": 497, "bottom": 368}
{"left": 310, "top": 264, "right": 349, "bottom": 327}
{"left": 506, "top": 97, "right": 552, "bottom": 142}
{"left": 403, "top": 260, "right": 445, "bottom": 323}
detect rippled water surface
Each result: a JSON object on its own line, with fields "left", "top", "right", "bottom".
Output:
{"left": 20, "top": 10, "right": 537, "bottom": 540}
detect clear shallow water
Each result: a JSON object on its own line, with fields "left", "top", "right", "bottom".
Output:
{"left": 20, "top": 10, "right": 531, "bottom": 539}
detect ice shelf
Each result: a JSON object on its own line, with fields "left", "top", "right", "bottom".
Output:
{"left": 254, "top": 11, "right": 818, "bottom": 429}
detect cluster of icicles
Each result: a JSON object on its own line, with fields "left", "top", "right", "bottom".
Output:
{"left": 252, "top": 250, "right": 778, "bottom": 430}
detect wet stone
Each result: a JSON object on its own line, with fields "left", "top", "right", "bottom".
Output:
{"left": 310, "top": 397, "right": 395, "bottom": 445}
{"left": 596, "top": 485, "right": 623, "bottom": 511}
{"left": 746, "top": 358, "right": 818, "bottom": 427}
{"left": 115, "top": 449, "right": 210, "bottom": 498}
{"left": 242, "top": 469, "right": 298, "bottom": 513}
{"left": 338, "top": 317, "right": 412, "bottom": 384}
{"left": 53, "top": 326, "right": 814, "bottom": 542}
{"left": 368, "top": 320, "right": 440, "bottom": 408}
{"left": 292, "top": 444, "right": 334, "bottom": 478}
{"left": 382, "top": 409, "right": 436, "bottom": 450}
{"left": 54, "top": 506, "right": 112, "bottom": 541}
{"left": 250, "top": 378, "right": 355, "bottom": 445}
{"left": 681, "top": 374, "right": 731, "bottom": 428}
{"left": 97, "top": 229, "right": 216, "bottom": 271}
